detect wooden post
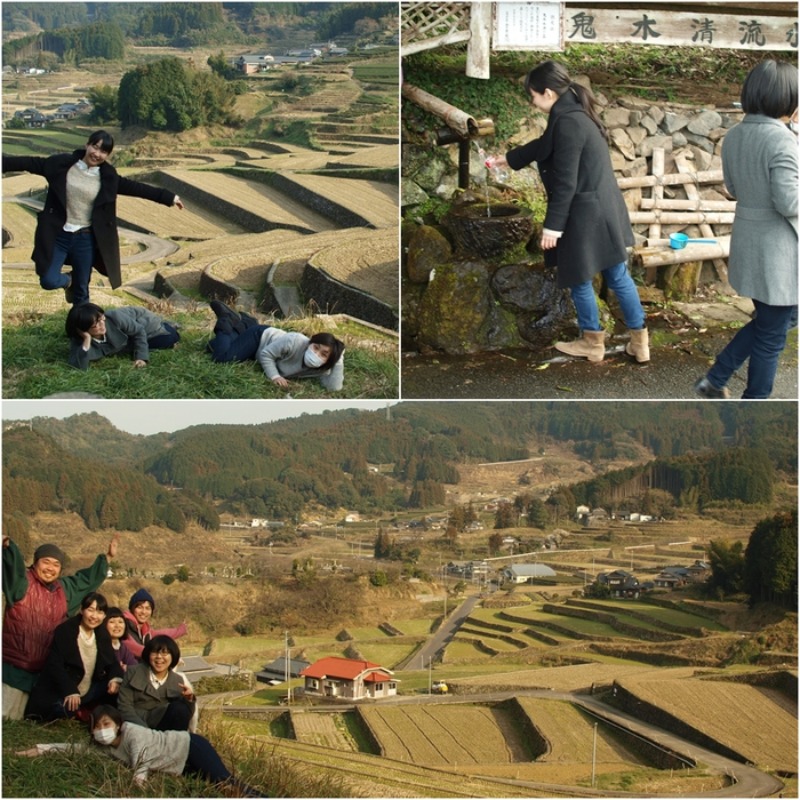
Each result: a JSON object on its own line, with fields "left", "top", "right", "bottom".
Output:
{"left": 674, "top": 153, "right": 730, "bottom": 284}
{"left": 646, "top": 148, "right": 665, "bottom": 283}
{"left": 467, "top": 2, "right": 492, "bottom": 79}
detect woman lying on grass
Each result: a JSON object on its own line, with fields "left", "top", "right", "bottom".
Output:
{"left": 66, "top": 303, "right": 180, "bottom": 370}
{"left": 16, "top": 704, "right": 262, "bottom": 796}
{"left": 207, "top": 300, "right": 345, "bottom": 391}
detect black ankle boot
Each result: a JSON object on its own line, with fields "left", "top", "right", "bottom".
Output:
{"left": 210, "top": 300, "right": 241, "bottom": 323}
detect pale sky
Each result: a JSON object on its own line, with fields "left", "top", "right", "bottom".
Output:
{"left": 2, "top": 400, "right": 398, "bottom": 435}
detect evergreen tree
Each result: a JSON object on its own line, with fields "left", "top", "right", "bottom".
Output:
{"left": 744, "top": 510, "right": 797, "bottom": 608}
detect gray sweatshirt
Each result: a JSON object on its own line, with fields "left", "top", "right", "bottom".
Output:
{"left": 256, "top": 328, "right": 344, "bottom": 391}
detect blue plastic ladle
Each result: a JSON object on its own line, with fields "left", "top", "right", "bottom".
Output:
{"left": 669, "top": 232, "right": 717, "bottom": 250}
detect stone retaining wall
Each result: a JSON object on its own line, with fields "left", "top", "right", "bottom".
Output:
{"left": 225, "top": 168, "right": 375, "bottom": 229}
{"left": 148, "top": 170, "right": 312, "bottom": 235}
{"left": 300, "top": 262, "right": 398, "bottom": 331}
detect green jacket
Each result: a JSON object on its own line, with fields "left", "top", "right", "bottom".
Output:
{"left": 2, "top": 539, "right": 109, "bottom": 692}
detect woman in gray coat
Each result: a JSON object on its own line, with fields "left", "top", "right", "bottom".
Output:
{"left": 66, "top": 302, "right": 180, "bottom": 370}
{"left": 494, "top": 61, "right": 648, "bottom": 364}
{"left": 695, "top": 60, "right": 797, "bottom": 399}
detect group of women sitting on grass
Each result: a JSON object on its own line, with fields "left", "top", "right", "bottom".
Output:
{"left": 17, "top": 588, "right": 261, "bottom": 796}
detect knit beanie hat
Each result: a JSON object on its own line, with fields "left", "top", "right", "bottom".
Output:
{"left": 129, "top": 587, "right": 155, "bottom": 613}
{"left": 33, "top": 543, "right": 66, "bottom": 565}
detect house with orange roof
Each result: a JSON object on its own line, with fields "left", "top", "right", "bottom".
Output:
{"left": 300, "top": 656, "right": 398, "bottom": 700}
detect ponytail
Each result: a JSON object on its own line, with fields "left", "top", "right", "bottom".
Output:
{"left": 524, "top": 60, "right": 608, "bottom": 140}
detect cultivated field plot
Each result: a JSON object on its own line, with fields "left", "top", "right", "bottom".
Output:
{"left": 243, "top": 735, "right": 544, "bottom": 798}
{"left": 2, "top": 173, "right": 47, "bottom": 195}
{"left": 620, "top": 676, "right": 798, "bottom": 773}
{"left": 516, "top": 697, "right": 640, "bottom": 765}
{"left": 116, "top": 194, "right": 237, "bottom": 240}
{"left": 282, "top": 173, "right": 398, "bottom": 229}
{"left": 327, "top": 144, "right": 399, "bottom": 169}
{"left": 309, "top": 227, "right": 399, "bottom": 308}
{"left": 161, "top": 169, "right": 337, "bottom": 234}
{"left": 2, "top": 202, "right": 39, "bottom": 261}
{"left": 246, "top": 150, "right": 332, "bottom": 172}
{"left": 290, "top": 710, "right": 358, "bottom": 751}
{"left": 577, "top": 600, "right": 727, "bottom": 632}
{"left": 280, "top": 71, "right": 363, "bottom": 118}
{"left": 455, "top": 663, "right": 679, "bottom": 692}
{"left": 358, "top": 704, "right": 524, "bottom": 766}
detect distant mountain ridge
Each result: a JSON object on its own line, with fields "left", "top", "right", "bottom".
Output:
{"left": 4, "top": 403, "right": 795, "bottom": 539}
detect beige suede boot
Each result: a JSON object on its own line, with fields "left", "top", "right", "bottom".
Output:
{"left": 625, "top": 327, "right": 650, "bottom": 363}
{"left": 554, "top": 330, "right": 606, "bottom": 362}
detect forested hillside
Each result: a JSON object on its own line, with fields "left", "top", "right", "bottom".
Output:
{"left": 2, "top": 2, "right": 398, "bottom": 61}
{"left": 4, "top": 403, "right": 795, "bottom": 536}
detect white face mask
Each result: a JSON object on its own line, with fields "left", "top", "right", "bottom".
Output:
{"left": 93, "top": 726, "right": 118, "bottom": 746}
{"left": 303, "top": 347, "right": 325, "bottom": 368}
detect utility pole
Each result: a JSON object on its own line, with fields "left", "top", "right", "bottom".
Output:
{"left": 285, "top": 631, "right": 291, "bottom": 706}
{"left": 591, "top": 723, "right": 598, "bottom": 787}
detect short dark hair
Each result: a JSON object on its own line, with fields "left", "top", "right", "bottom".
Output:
{"left": 65, "top": 303, "right": 105, "bottom": 339}
{"left": 81, "top": 592, "right": 108, "bottom": 614}
{"left": 105, "top": 607, "right": 128, "bottom": 639}
{"left": 309, "top": 332, "right": 345, "bottom": 371}
{"left": 87, "top": 130, "right": 114, "bottom": 153}
{"left": 90, "top": 704, "right": 123, "bottom": 730}
{"left": 740, "top": 60, "right": 798, "bottom": 118}
{"left": 142, "top": 634, "right": 181, "bottom": 668}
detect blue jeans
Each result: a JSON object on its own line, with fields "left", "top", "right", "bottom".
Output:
{"left": 210, "top": 325, "right": 269, "bottom": 363}
{"left": 144, "top": 322, "right": 181, "bottom": 351}
{"left": 569, "top": 261, "right": 645, "bottom": 332}
{"left": 41, "top": 229, "right": 96, "bottom": 305}
{"left": 706, "top": 299, "right": 796, "bottom": 399}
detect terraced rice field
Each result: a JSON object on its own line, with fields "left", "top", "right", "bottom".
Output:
{"left": 283, "top": 173, "right": 398, "bottom": 229}
{"left": 359, "top": 704, "right": 525, "bottom": 765}
{"left": 326, "top": 143, "right": 399, "bottom": 169}
{"left": 455, "top": 663, "right": 680, "bottom": 692}
{"left": 161, "top": 168, "right": 337, "bottom": 233}
{"left": 516, "top": 697, "right": 639, "bottom": 765}
{"left": 309, "top": 227, "right": 398, "bottom": 307}
{"left": 290, "top": 710, "right": 358, "bottom": 751}
{"left": 243, "top": 735, "right": 545, "bottom": 797}
{"left": 620, "top": 676, "right": 798, "bottom": 773}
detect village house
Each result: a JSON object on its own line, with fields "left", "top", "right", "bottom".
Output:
{"left": 256, "top": 656, "right": 310, "bottom": 685}
{"left": 502, "top": 563, "right": 557, "bottom": 585}
{"left": 300, "top": 656, "right": 397, "bottom": 700}
{"left": 597, "top": 569, "right": 641, "bottom": 598}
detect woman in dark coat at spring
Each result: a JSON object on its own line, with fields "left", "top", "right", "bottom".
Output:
{"left": 1, "top": 130, "right": 184, "bottom": 306}
{"left": 492, "top": 61, "right": 648, "bottom": 364}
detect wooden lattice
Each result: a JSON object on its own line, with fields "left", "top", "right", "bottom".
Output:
{"left": 401, "top": 2, "right": 471, "bottom": 49}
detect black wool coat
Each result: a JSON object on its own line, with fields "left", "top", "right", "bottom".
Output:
{"left": 2, "top": 150, "right": 177, "bottom": 289}
{"left": 25, "top": 614, "right": 123, "bottom": 720}
{"left": 506, "top": 91, "right": 634, "bottom": 289}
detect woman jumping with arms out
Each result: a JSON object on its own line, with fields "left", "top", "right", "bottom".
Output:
{"left": 492, "top": 61, "right": 648, "bottom": 364}
{"left": 2, "top": 130, "right": 184, "bottom": 305}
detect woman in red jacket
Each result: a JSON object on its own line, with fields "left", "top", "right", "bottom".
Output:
{"left": 1, "top": 130, "right": 184, "bottom": 305}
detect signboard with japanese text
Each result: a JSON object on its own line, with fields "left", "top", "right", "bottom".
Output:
{"left": 489, "top": 5, "right": 797, "bottom": 52}
{"left": 563, "top": 7, "right": 797, "bottom": 50}
{"left": 494, "top": 2, "right": 563, "bottom": 50}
